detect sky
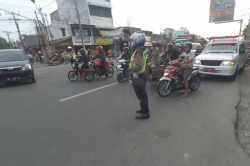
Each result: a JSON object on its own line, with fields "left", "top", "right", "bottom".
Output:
{"left": 0, "top": 0, "right": 249, "bottom": 41}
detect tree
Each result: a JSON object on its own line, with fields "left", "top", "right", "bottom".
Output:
{"left": 0, "top": 36, "right": 13, "bottom": 49}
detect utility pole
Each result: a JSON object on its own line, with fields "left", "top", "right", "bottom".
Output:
{"left": 74, "top": 0, "right": 85, "bottom": 48}
{"left": 45, "top": 13, "right": 55, "bottom": 51}
{"left": 34, "top": 19, "right": 42, "bottom": 51}
{"left": 11, "top": 12, "right": 24, "bottom": 48}
{"left": 2, "top": 31, "right": 11, "bottom": 44}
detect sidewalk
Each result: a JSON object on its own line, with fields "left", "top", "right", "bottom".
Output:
{"left": 236, "top": 67, "right": 250, "bottom": 156}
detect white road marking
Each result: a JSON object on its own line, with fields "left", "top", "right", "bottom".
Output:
{"left": 59, "top": 82, "right": 119, "bottom": 102}
{"left": 35, "top": 72, "right": 44, "bottom": 74}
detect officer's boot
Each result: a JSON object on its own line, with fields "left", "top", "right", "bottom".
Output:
{"left": 136, "top": 104, "right": 150, "bottom": 120}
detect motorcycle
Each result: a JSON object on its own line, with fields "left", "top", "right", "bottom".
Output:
{"left": 67, "top": 59, "right": 95, "bottom": 82}
{"left": 90, "top": 58, "right": 114, "bottom": 78}
{"left": 116, "top": 59, "right": 131, "bottom": 82}
{"left": 160, "top": 55, "right": 169, "bottom": 66}
{"left": 157, "top": 60, "right": 201, "bottom": 97}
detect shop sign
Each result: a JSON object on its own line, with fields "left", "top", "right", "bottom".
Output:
{"left": 72, "top": 36, "right": 93, "bottom": 45}
{"left": 95, "top": 37, "right": 114, "bottom": 45}
{"left": 60, "top": 40, "right": 72, "bottom": 46}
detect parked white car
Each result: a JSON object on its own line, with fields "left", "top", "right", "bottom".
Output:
{"left": 193, "top": 36, "right": 248, "bottom": 81}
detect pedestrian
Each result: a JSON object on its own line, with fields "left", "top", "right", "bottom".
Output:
{"left": 129, "top": 31, "right": 150, "bottom": 119}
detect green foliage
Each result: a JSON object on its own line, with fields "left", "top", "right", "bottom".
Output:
{"left": 0, "top": 36, "right": 13, "bottom": 49}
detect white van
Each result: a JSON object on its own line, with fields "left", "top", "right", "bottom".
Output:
{"left": 193, "top": 36, "right": 248, "bottom": 81}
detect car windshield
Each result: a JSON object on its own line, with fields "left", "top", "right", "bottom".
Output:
{"left": 0, "top": 51, "right": 27, "bottom": 62}
{"left": 192, "top": 44, "right": 199, "bottom": 50}
{"left": 203, "top": 43, "right": 238, "bottom": 53}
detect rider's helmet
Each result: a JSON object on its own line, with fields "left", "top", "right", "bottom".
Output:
{"left": 123, "top": 47, "right": 129, "bottom": 52}
{"left": 129, "top": 31, "right": 146, "bottom": 47}
{"left": 68, "top": 46, "right": 72, "bottom": 50}
{"left": 78, "top": 48, "right": 85, "bottom": 55}
{"left": 167, "top": 43, "right": 174, "bottom": 49}
{"left": 96, "top": 46, "right": 103, "bottom": 52}
{"left": 184, "top": 42, "right": 193, "bottom": 52}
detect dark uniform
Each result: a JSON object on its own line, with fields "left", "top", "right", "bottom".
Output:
{"left": 129, "top": 48, "right": 149, "bottom": 119}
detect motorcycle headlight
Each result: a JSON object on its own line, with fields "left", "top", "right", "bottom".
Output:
{"left": 117, "top": 64, "right": 122, "bottom": 68}
{"left": 194, "top": 60, "right": 201, "bottom": 65}
{"left": 22, "top": 64, "right": 32, "bottom": 70}
{"left": 221, "top": 61, "right": 235, "bottom": 66}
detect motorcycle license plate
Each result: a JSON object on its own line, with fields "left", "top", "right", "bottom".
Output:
{"left": 203, "top": 68, "right": 215, "bottom": 72}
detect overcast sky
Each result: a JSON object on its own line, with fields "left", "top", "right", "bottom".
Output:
{"left": 0, "top": 0, "right": 249, "bottom": 41}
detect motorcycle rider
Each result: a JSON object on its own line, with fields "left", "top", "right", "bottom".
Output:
{"left": 147, "top": 41, "right": 160, "bottom": 67}
{"left": 177, "top": 42, "right": 195, "bottom": 98}
{"left": 78, "top": 48, "right": 90, "bottom": 77}
{"left": 119, "top": 47, "right": 131, "bottom": 74}
{"left": 95, "top": 46, "right": 108, "bottom": 79}
{"left": 164, "top": 43, "right": 180, "bottom": 61}
{"left": 129, "top": 31, "right": 149, "bottom": 119}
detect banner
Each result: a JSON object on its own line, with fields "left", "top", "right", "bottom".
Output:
{"left": 95, "top": 37, "right": 114, "bottom": 45}
{"left": 209, "top": 0, "right": 236, "bottom": 23}
{"left": 100, "top": 28, "right": 123, "bottom": 37}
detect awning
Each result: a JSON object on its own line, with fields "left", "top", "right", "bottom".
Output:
{"left": 88, "top": 2, "right": 112, "bottom": 8}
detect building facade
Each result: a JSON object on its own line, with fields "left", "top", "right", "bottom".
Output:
{"left": 49, "top": 0, "right": 114, "bottom": 51}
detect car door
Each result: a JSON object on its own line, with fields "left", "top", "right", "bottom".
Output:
{"left": 239, "top": 43, "right": 247, "bottom": 68}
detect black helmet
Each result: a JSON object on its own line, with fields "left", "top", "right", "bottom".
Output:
{"left": 123, "top": 47, "right": 129, "bottom": 51}
{"left": 184, "top": 42, "right": 192, "bottom": 50}
{"left": 78, "top": 48, "right": 85, "bottom": 55}
{"left": 167, "top": 43, "right": 174, "bottom": 49}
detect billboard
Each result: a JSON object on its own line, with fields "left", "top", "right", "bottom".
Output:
{"left": 209, "top": 0, "right": 236, "bottom": 23}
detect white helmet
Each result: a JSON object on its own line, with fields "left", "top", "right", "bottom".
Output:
{"left": 130, "top": 31, "right": 146, "bottom": 47}
{"left": 68, "top": 46, "right": 72, "bottom": 49}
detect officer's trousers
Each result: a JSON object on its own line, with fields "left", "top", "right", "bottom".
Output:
{"left": 132, "top": 73, "right": 149, "bottom": 114}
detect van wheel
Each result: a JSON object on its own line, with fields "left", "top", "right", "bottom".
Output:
{"left": 229, "top": 67, "right": 238, "bottom": 81}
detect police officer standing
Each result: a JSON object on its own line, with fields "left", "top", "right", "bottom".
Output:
{"left": 128, "top": 32, "right": 149, "bottom": 119}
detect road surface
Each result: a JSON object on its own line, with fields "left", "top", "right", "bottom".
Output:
{"left": 0, "top": 64, "right": 249, "bottom": 166}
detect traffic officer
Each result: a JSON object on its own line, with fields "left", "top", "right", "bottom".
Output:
{"left": 129, "top": 31, "right": 149, "bottom": 120}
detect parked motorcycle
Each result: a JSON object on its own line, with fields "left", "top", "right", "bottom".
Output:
{"left": 157, "top": 60, "right": 201, "bottom": 97}
{"left": 117, "top": 59, "right": 131, "bottom": 82}
{"left": 67, "top": 59, "right": 95, "bottom": 82}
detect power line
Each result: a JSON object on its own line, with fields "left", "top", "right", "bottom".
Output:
{"left": 0, "top": 8, "right": 33, "bottom": 20}
{"left": 41, "top": 0, "right": 55, "bottom": 9}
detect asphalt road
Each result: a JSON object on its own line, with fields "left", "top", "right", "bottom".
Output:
{"left": 0, "top": 64, "right": 249, "bottom": 166}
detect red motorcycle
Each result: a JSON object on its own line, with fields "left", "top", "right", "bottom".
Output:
{"left": 88, "top": 58, "right": 114, "bottom": 78}
{"left": 157, "top": 60, "right": 201, "bottom": 97}
{"left": 67, "top": 59, "right": 95, "bottom": 82}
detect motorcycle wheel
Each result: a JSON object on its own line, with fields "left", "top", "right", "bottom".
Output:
{"left": 65, "top": 59, "right": 69, "bottom": 64}
{"left": 117, "top": 73, "right": 123, "bottom": 83}
{"left": 84, "top": 71, "right": 95, "bottom": 82}
{"left": 107, "top": 67, "right": 114, "bottom": 77}
{"left": 189, "top": 75, "right": 201, "bottom": 91}
{"left": 157, "top": 80, "right": 172, "bottom": 97}
{"left": 68, "top": 71, "right": 79, "bottom": 82}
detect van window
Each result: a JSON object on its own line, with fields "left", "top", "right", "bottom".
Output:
{"left": 239, "top": 43, "right": 246, "bottom": 52}
{"left": 203, "top": 43, "right": 238, "bottom": 53}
